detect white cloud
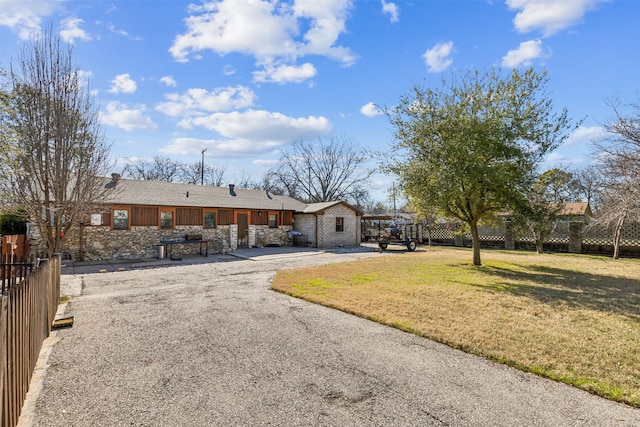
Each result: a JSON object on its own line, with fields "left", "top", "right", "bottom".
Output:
{"left": 501, "top": 39, "right": 548, "bottom": 68}
{"left": 75, "top": 70, "right": 93, "bottom": 87}
{"left": 59, "top": 17, "right": 91, "bottom": 43}
{"left": 381, "top": 0, "right": 399, "bottom": 23}
{"left": 252, "top": 159, "right": 280, "bottom": 167}
{"left": 0, "top": 0, "right": 61, "bottom": 39}
{"left": 159, "top": 75, "right": 177, "bottom": 87}
{"left": 506, "top": 0, "right": 607, "bottom": 37}
{"left": 180, "top": 109, "right": 331, "bottom": 142}
{"left": 156, "top": 86, "right": 256, "bottom": 117}
{"left": 169, "top": 0, "right": 355, "bottom": 79}
{"left": 100, "top": 101, "right": 157, "bottom": 131}
{"left": 106, "top": 22, "right": 128, "bottom": 37}
{"left": 253, "top": 62, "right": 317, "bottom": 84}
{"left": 563, "top": 125, "right": 609, "bottom": 146}
{"left": 108, "top": 73, "right": 137, "bottom": 94}
{"left": 293, "top": 0, "right": 356, "bottom": 64}
{"left": 423, "top": 41, "right": 454, "bottom": 73}
{"left": 360, "top": 102, "right": 383, "bottom": 117}
{"left": 160, "top": 137, "right": 285, "bottom": 157}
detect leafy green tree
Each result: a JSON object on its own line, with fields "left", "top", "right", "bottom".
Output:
{"left": 0, "top": 207, "right": 28, "bottom": 235}
{"left": 386, "top": 68, "right": 576, "bottom": 265}
{"left": 512, "top": 168, "right": 574, "bottom": 254}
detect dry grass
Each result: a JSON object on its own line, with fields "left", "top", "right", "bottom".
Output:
{"left": 271, "top": 247, "right": 640, "bottom": 407}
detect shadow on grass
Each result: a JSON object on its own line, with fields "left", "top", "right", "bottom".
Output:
{"left": 477, "top": 264, "right": 640, "bottom": 320}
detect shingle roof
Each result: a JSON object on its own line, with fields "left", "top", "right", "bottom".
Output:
{"left": 558, "top": 202, "right": 591, "bottom": 216}
{"left": 303, "top": 200, "right": 363, "bottom": 215}
{"left": 102, "top": 178, "right": 308, "bottom": 212}
{"left": 302, "top": 201, "right": 343, "bottom": 213}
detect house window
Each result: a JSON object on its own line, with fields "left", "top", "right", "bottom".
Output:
{"left": 269, "top": 214, "right": 278, "bottom": 228}
{"left": 113, "top": 209, "right": 129, "bottom": 230}
{"left": 336, "top": 217, "right": 344, "bottom": 232}
{"left": 204, "top": 212, "right": 216, "bottom": 229}
{"left": 160, "top": 210, "right": 174, "bottom": 229}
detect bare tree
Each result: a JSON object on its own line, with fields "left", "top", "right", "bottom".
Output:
{"left": 573, "top": 164, "right": 603, "bottom": 210}
{"left": 123, "top": 156, "right": 183, "bottom": 182}
{"left": 268, "top": 136, "right": 373, "bottom": 203}
{"left": 590, "top": 154, "right": 640, "bottom": 259}
{"left": 589, "top": 97, "right": 640, "bottom": 259}
{"left": 1, "top": 28, "right": 111, "bottom": 256}
{"left": 0, "top": 67, "right": 15, "bottom": 207}
{"left": 602, "top": 97, "right": 640, "bottom": 155}
{"left": 181, "top": 162, "right": 227, "bottom": 186}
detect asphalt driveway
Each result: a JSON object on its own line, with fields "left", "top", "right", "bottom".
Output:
{"left": 22, "top": 247, "right": 640, "bottom": 426}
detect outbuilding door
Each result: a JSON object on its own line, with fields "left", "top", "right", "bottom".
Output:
{"left": 237, "top": 213, "right": 249, "bottom": 248}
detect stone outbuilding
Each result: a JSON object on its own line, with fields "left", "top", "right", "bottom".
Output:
{"left": 47, "top": 175, "right": 362, "bottom": 261}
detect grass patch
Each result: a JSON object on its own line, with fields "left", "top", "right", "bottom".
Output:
{"left": 271, "top": 247, "right": 640, "bottom": 407}
{"left": 59, "top": 295, "right": 71, "bottom": 304}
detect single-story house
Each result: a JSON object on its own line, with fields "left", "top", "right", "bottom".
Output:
{"left": 43, "top": 174, "right": 362, "bottom": 261}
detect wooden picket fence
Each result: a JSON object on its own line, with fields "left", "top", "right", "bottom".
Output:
{"left": 0, "top": 254, "right": 61, "bottom": 427}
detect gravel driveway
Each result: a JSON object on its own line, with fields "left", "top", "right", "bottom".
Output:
{"left": 22, "top": 247, "right": 640, "bottom": 426}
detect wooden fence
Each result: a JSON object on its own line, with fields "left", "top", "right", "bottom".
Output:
{"left": 1, "top": 255, "right": 61, "bottom": 427}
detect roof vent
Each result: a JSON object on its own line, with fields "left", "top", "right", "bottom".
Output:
{"left": 229, "top": 184, "right": 236, "bottom": 197}
{"left": 106, "top": 172, "right": 121, "bottom": 189}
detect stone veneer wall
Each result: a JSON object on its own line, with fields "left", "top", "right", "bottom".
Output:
{"left": 41, "top": 223, "right": 293, "bottom": 261}
{"left": 249, "top": 225, "right": 292, "bottom": 247}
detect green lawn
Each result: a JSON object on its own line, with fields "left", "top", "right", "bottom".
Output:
{"left": 271, "top": 246, "right": 640, "bottom": 407}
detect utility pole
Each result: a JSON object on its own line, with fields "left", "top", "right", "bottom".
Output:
{"left": 392, "top": 182, "right": 397, "bottom": 218}
{"left": 201, "top": 148, "right": 207, "bottom": 185}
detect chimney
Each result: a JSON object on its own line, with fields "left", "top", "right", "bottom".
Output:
{"left": 106, "top": 172, "right": 121, "bottom": 189}
{"left": 229, "top": 184, "right": 236, "bottom": 196}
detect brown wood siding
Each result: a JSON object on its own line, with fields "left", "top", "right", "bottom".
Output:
{"left": 218, "top": 209, "right": 234, "bottom": 225}
{"left": 251, "top": 210, "right": 269, "bottom": 225}
{"left": 177, "top": 208, "right": 203, "bottom": 226}
{"left": 281, "top": 211, "right": 292, "bottom": 226}
{"left": 102, "top": 211, "right": 111, "bottom": 226}
{"left": 131, "top": 207, "right": 158, "bottom": 226}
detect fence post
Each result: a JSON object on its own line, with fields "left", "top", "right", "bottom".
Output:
{"left": 569, "top": 221, "right": 584, "bottom": 254}
{"left": 0, "top": 295, "right": 7, "bottom": 424}
{"left": 504, "top": 219, "right": 515, "bottom": 250}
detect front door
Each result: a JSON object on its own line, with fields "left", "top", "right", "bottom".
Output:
{"left": 237, "top": 213, "right": 249, "bottom": 248}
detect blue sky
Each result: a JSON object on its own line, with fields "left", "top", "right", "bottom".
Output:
{"left": 1, "top": 0, "right": 638, "bottom": 203}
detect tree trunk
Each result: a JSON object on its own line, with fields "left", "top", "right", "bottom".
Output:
{"left": 612, "top": 211, "right": 627, "bottom": 260}
{"left": 535, "top": 236, "right": 544, "bottom": 254}
{"left": 469, "top": 220, "right": 482, "bottom": 266}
